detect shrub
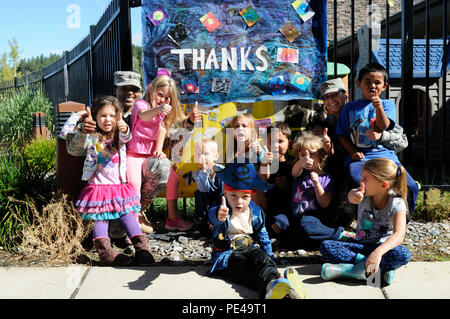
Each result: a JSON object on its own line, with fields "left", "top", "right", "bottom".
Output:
{"left": 15, "top": 194, "right": 92, "bottom": 265}
{"left": 23, "top": 138, "right": 56, "bottom": 175}
{"left": 413, "top": 188, "right": 450, "bottom": 222}
{"left": 0, "top": 140, "right": 56, "bottom": 251}
{"left": 0, "top": 88, "right": 54, "bottom": 146}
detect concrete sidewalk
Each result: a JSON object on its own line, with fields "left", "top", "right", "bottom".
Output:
{"left": 0, "top": 262, "right": 449, "bottom": 299}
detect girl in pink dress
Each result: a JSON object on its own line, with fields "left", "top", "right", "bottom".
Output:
{"left": 64, "top": 96, "right": 154, "bottom": 266}
{"left": 127, "top": 75, "right": 193, "bottom": 232}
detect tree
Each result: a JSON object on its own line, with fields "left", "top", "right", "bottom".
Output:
{"left": 0, "top": 38, "right": 22, "bottom": 82}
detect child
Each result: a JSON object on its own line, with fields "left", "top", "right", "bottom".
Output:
{"left": 291, "top": 132, "right": 355, "bottom": 247}
{"left": 319, "top": 158, "right": 411, "bottom": 285}
{"left": 192, "top": 138, "right": 224, "bottom": 226}
{"left": 260, "top": 122, "right": 295, "bottom": 239}
{"left": 318, "top": 77, "right": 408, "bottom": 155}
{"left": 207, "top": 162, "right": 306, "bottom": 299}
{"left": 334, "top": 63, "right": 419, "bottom": 215}
{"left": 60, "top": 96, "right": 154, "bottom": 266}
{"left": 126, "top": 75, "right": 192, "bottom": 232}
{"left": 225, "top": 114, "right": 266, "bottom": 165}
{"left": 225, "top": 114, "right": 269, "bottom": 208}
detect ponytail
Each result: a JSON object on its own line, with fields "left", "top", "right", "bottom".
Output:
{"left": 363, "top": 158, "right": 408, "bottom": 208}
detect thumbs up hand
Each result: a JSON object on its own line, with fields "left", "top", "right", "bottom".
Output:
{"left": 117, "top": 112, "right": 128, "bottom": 133}
{"left": 322, "top": 127, "right": 333, "bottom": 155}
{"left": 299, "top": 149, "right": 314, "bottom": 169}
{"left": 190, "top": 101, "right": 203, "bottom": 124}
{"left": 261, "top": 145, "right": 273, "bottom": 166}
{"left": 218, "top": 196, "right": 229, "bottom": 222}
{"left": 348, "top": 182, "right": 366, "bottom": 204}
{"left": 158, "top": 103, "right": 172, "bottom": 116}
{"left": 81, "top": 106, "right": 97, "bottom": 134}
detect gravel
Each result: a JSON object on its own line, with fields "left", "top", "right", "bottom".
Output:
{"left": 0, "top": 219, "right": 448, "bottom": 267}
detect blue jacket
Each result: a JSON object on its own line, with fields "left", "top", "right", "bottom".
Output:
{"left": 207, "top": 200, "right": 273, "bottom": 274}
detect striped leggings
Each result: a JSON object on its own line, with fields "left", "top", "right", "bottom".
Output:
{"left": 319, "top": 240, "right": 411, "bottom": 272}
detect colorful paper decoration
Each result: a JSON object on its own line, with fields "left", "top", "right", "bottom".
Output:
{"left": 207, "top": 107, "right": 219, "bottom": 121}
{"left": 181, "top": 74, "right": 199, "bottom": 94}
{"left": 200, "top": 12, "right": 221, "bottom": 32}
{"left": 211, "top": 78, "right": 231, "bottom": 93}
{"left": 255, "top": 118, "right": 272, "bottom": 129}
{"left": 291, "top": 0, "right": 315, "bottom": 22}
{"left": 276, "top": 48, "right": 299, "bottom": 63}
{"left": 239, "top": 6, "right": 261, "bottom": 27}
{"left": 291, "top": 72, "right": 311, "bottom": 91}
{"left": 268, "top": 75, "right": 287, "bottom": 95}
{"left": 147, "top": 8, "right": 168, "bottom": 26}
{"left": 279, "top": 22, "right": 301, "bottom": 43}
{"left": 168, "top": 23, "right": 190, "bottom": 46}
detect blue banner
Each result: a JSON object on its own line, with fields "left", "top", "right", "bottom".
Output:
{"left": 142, "top": 0, "right": 327, "bottom": 107}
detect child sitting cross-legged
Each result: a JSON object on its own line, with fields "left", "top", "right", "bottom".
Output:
{"left": 319, "top": 158, "right": 411, "bottom": 285}
{"left": 207, "top": 162, "right": 306, "bottom": 299}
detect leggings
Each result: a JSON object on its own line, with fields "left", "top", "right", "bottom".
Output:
{"left": 93, "top": 212, "right": 143, "bottom": 240}
{"left": 319, "top": 240, "right": 411, "bottom": 272}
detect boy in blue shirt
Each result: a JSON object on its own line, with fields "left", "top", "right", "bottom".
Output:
{"left": 335, "top": 63, "right": 419, "bottom": 215}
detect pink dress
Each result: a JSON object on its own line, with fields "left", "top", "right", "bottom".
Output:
{"left": 127, "top": 99, "right": 165, "bottom": 155}
{"left": 76, "top": 139, "right": 141, "bottom": 221}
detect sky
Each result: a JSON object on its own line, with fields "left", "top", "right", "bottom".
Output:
{"left": 0, "top": 0, "right": 143, "bottom": 61}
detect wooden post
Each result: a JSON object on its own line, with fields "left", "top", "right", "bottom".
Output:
{"left": 32, "top": 112, "right": 47, "bottom": 139}
{"left": 56, "top": 101, "right": 87, "bottom": 202}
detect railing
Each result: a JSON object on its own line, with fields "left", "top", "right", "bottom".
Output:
{"left": 328, "top": 0, "right": 448, "bottom": 186}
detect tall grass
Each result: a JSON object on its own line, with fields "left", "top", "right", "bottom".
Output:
{"left": 0, "top": 88, "right": 54, "bottom": 146}
{"left": 0, "top": 87, "right": 56, "bottom": 251}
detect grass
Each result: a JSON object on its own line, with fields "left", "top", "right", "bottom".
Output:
{"left": 412, "top": 188, "right": 450, "bottom": 222}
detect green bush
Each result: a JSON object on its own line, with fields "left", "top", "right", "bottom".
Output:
{"left": 0, "top": 140, "right": 56, "bottom": 251}
{"left": 0, "top": 88, "right": 54, "bottom": 146}
{"left": 413, "top": 188, "right": 450, "bottom": 222}
{"left": 23, "top": 138, "right": 56, "bottom": 174}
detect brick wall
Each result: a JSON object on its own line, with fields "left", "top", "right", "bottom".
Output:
{"left": 326, "top": 0, "right": 424, "bottom": 44}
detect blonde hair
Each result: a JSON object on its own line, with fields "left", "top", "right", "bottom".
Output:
{"left": 145, "top": 75, "right": 187, "bottom": 131}
{"left": 363, "top": 158, "right": 408, "bottom": 205}
{"left": 225, "top": 114, "right": 258, "bottom": 163}
{"left": 292, "top": 131, "right": 327, "bottom": 170}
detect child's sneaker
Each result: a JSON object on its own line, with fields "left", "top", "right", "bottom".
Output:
{"left": 165, "top": 216, "right": 193, "bottom": 231}
{"left": 338, "top": 230, "right": 356, "bottom": 242}
{"left": 284, "top": 267, "right": 306, "bottom": 299}
{"left": 382, "top": 270, "right": 395, "bottom": 285}
{"left": 265, "top": 278, "right": 291, "bottom": 299}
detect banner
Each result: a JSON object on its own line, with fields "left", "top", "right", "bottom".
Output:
{"left": 142, "top": 0, "right": 327, "bottom": 107}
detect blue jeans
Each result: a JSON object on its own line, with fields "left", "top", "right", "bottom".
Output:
{"left": 348, "top": 160, "right": 419, "bottom": 215}
{"left": 297, "top": 214, "right": 344, "bottom": 242}
{"left": 319, "top": 240, "right": 411, "bottom": 272}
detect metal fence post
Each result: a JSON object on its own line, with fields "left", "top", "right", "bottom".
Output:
{"left": 400, "top": 0, "right": 414, "bottom": 166}
{"left": 119, "top": 0, "right": 133, "bottom": 71}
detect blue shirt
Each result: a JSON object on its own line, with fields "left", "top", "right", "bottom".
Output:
{"left": 335, "top": 99, "right": 399, "bottom": 165}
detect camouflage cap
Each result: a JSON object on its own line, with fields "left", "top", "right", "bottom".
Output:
{"left": 318, "top": 78, "right": 346, "bottom": 98}
{"left": 114, "top": 71, "right": 142, "bottom": 91}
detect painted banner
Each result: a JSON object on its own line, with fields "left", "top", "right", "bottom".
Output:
{"left": 142, "top": 0, "right": 327, "bottom": 107}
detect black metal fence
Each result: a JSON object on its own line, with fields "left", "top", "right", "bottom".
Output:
{"left": 0, "top": 0, "right": 133, "bottom": 122}
{"left": 328, "top": 0, "right": 449, "bottom": 186}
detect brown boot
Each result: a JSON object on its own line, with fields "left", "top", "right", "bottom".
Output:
{"left": 94, "top": 238, "right": 134, "bottom": 266}
{"left": 131, "top": 235, "right": 155, "bottom": 266}
{"left": 138, "top": 213, "right": 154, "bottom": 234}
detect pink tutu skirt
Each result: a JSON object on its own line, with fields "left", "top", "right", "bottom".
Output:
{"left": 75, "top": 183, "right": 141, "bottom": 221}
